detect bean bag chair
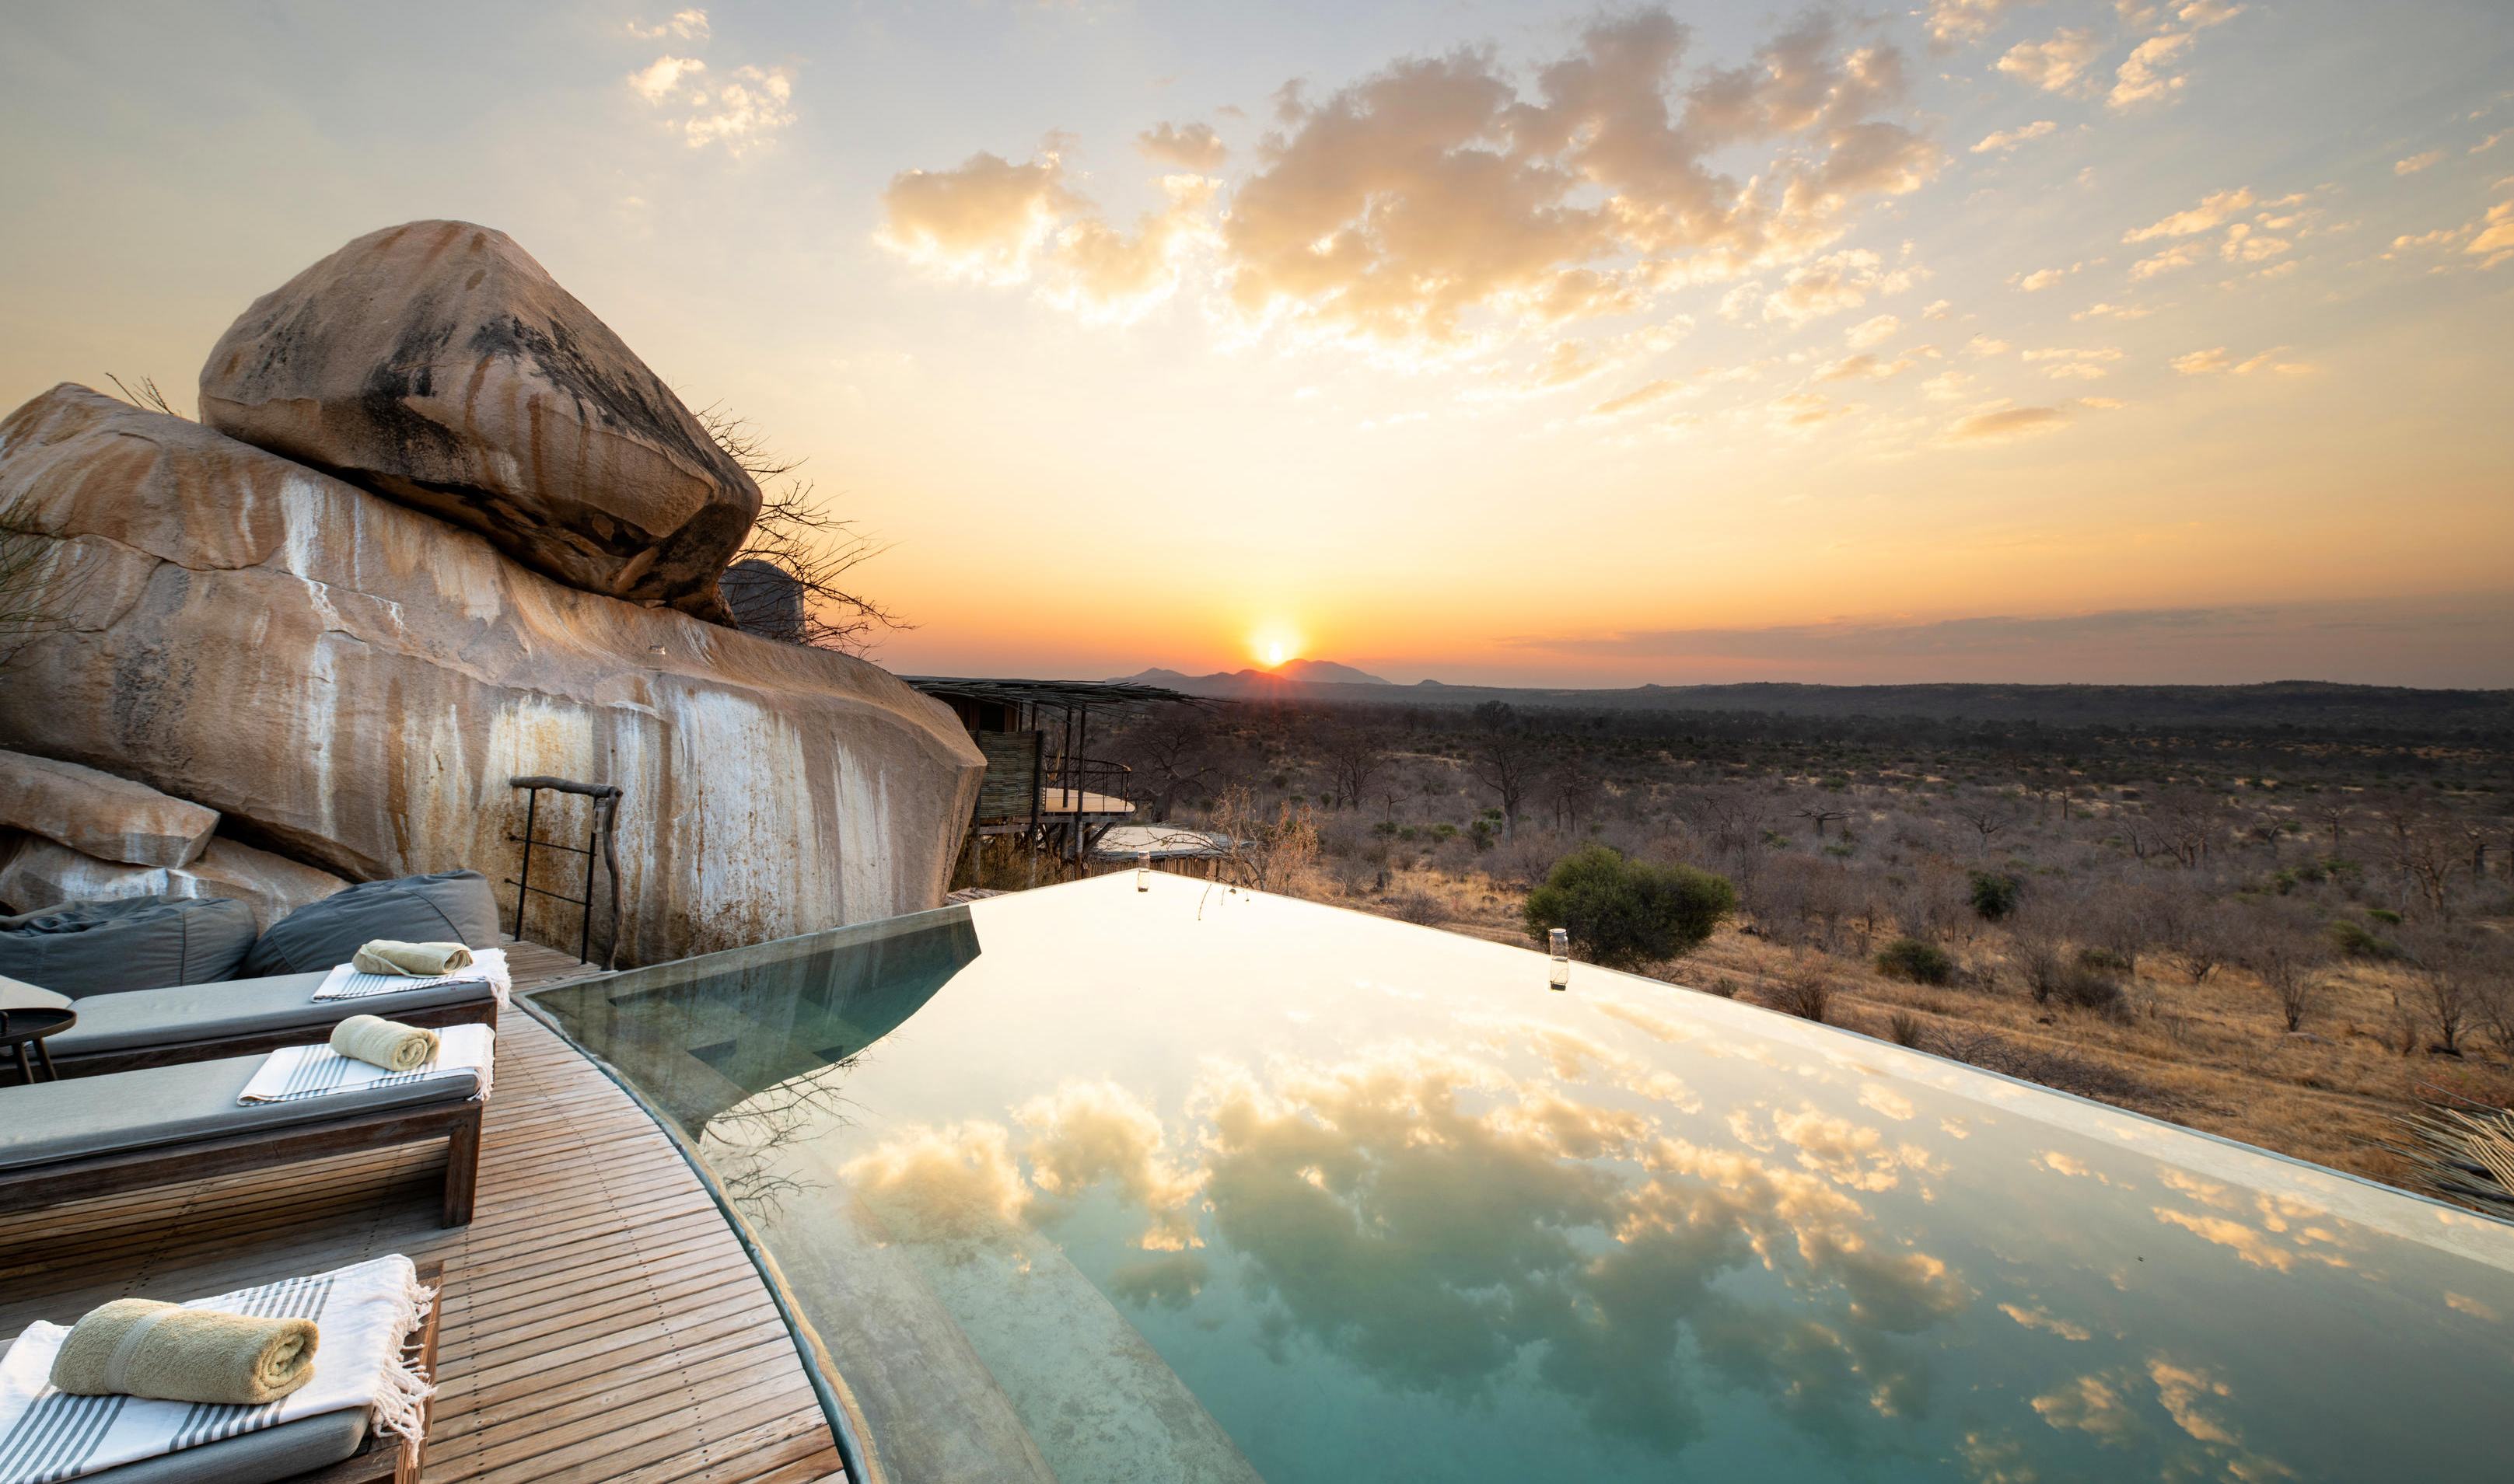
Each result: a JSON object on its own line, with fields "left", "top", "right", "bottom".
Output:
{"left": 0, "top": 894, "right": 257, "bottom": 997}
{"left": 243, "top": 868, "right": 502, "bottom": 978}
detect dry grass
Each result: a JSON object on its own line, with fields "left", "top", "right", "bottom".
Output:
{"left": 1315, "top": 860, "right": 2514, "bottom": 1193}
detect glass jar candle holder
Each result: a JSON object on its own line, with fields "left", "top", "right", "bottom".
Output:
{"left": 1137, "top": 850, "right": 1153, "bottom": 892}
{"left": 1548, "top": 927, "right": 1570, "bottom": 990}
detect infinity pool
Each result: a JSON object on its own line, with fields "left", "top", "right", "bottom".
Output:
{"left": 530, "top": 873, "right": 2514, "bottom": 1483}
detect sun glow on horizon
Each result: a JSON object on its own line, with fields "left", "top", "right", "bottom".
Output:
{"left": 1251, "top": 625, "right": 1303, "bottom": 670}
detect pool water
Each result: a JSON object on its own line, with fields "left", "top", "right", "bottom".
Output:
{"left": 530, "top": 873, "right": 2514, "bottom": 1484}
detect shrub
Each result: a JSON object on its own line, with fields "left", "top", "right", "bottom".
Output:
{"left": 2366, "top": 906, "right": 2403, "bottom": 927}
{"left": 1876, "top": 938, "right": 1956, "bottom": 986}
{"left": 1886, "top": 1010, "right": 1928, "bottom": 1048}
{"left": 1767, "top": 955, "right": 1834, "bottom": 1022}
{"left": 2326, "top": 919, "right": 2400, "bottom": 961}
{"left": 1524, "top": 845, "right": 1736, "bottom": 970}
{"left": 2077, "top": 946, "right": 2132, "bottom": 975}
{"left": 1389, "top": 890, "right": 1446, "bottom": 926}
{"left": 1967, "top": 871, "right": 2021, "bottom": 922}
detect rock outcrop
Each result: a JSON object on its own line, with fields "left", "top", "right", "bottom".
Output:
{"left": 197, "top": 221, "right": 760, "bottom": 620}
{"left": 0, "top": 830, "right": 349, "bottom": 931}
{"left": 0, "top": 384, "right": 984, "bottom": 964}
{"left": 0, "top": 749, "right": 219, "bottom": 867}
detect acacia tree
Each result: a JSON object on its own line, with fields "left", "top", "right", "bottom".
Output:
{"left": 1115, "top": 708, "right": 1220, "bottom": 821}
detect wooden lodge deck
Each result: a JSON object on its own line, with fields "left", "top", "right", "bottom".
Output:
{"left": 0, "top": 941, "right": 850, "bottom": 1484}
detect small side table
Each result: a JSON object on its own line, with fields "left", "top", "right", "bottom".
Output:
{"left": 0, "top": 977, "right": 75, "bottom": 1085}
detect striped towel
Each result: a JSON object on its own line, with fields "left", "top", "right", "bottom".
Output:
{"left": 237, "top": 1023, "right": 494, "bottom": 1105}
{"left": 311, "top": 947, "right": 509, "bottom": 1008}
{"left": 0, "top": 1255, "right": 434, "bottom": 1484}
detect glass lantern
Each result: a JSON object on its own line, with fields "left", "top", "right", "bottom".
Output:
{"left": 1137, "top": 849, "right": 1153, "bottom": 892}
{"left": 1547, "top": 927, "right": 1570, "bottom": 990}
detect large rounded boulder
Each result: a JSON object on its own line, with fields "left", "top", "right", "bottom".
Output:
{"left": 0, "top": 384, "right": 984, "bottom": 965}
{"left": 197, "top": 220, "right": 760, "bottom": 619}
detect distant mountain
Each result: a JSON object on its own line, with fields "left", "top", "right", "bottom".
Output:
{"left": 1111, "top": 658, "right": 1393, "bottom": 695}
{"left": 1100, "top": 674, "right": 2512, "bottom": 732}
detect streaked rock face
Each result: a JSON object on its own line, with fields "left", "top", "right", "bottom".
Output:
{"left": 0, "top": 385, "right": 983, "bottom": 964}
{"left": 197, "top": 220, "right": 760, "bottom": 620}
{"left": 0, "top": 748, "right": 219, "bottom": 868}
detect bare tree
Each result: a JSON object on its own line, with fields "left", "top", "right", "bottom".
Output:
{"left": 1208, "top": 787, "right": 1319, "bottom": 895}
{"left": 2237, "top": 914, "right": 2328, "bottom": 1032}
{"left": 1115, "top": 709, "right": 1220, "bottom": 821}
{"left": 1465, "top": 701, "right": 1537, "bottom": 840}
{"left": 1953, "top": 798, "right": 2011, "bottom": 850}
{"left": 700, "top": 404, "right": 907, "bottom": 654}
{"left": 2400, "top": 928, "right": 2487, "bottom": 1056}
{"left": 1319, "top": 727, "right": 1387, "bottom": 812}
{"left": 1796, "top": 805, "right": 1851, "bottom": 839}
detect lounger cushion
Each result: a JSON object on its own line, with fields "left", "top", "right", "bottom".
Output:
{"left": 46, "top": 971, "right": 495, "bottom": 1060}
{"left": 0, "top": 1050, "right": 480, "bottom": 1172}
{"left": 79, "top": 1409, "right": 369, "bottom": 1484}
{"left": 0, "top": 895, "right": 255, "bottom": 997}
{"left": 242, "top": 869, "right": 501, "bottom": 979}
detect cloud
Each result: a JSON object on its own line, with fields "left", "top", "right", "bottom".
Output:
{"left": 1925, "top": 0, "right": 2034, "bottom": 49}
{"left": 2171, "top": 344, "right": 2309, "bottom": 375}
{"left": 1921, "top": 298, "right": 1952, "bottom": 319}
{"left": 2470, "top": 200, "right": 2514, "bottom": 264}
{"left": 2072, "top": 300, "right": 2154, "bottom": 319}
{"left": 2124, "top": 187, "right": 2254, "bottom": 241}
{"left": 2108, "top": 30, "right": 2196, "bottom": 107}
{"left": 1815, "top": 352, "right": 1918, "bottom": 382}
{"left": 1761, "top": 248, "right": 1916, "bottom": 324}
{"left": 2128, "top": 239, "right": 2207, "bottom": 279}
{"left": 879, "top": 149, "right": 1081, "bottom": 282}
{"left": 1946, "top": 403, "right": 2072, "bottom": 442}
{"left": 2393, "top": 150, "right": 2446, "bottom": 176}
{"left": 1589, "top": 378, "right": 1684, "bottom": 417}
{"left": 627, "top": 8, "right": 709, "bottom": 42}
{"left": 1844, "top": 313, "right": 1901, "bottom": 348}
{"left": 628, "top": 55, "right": 704, "bottom": 103}
{"left": 627, "top": 50, "right": 795, "bottom": 154}
{"left": 2033, "top": 1372, "right": 2141, "bottom": 1446}
{"left": 888, "top": 11, "right": 1940, "bottom": 349}
{"left": 1995, "top": 29, "right": 2103, "bottom": 95}
{"left": 2012, "top": 263, "right": 2080, "bottom": 291}
{"left": 1972, "top": 119, "right": 2058, "bottom": 153}
{"left": 2000, "top": 1302, "right": 2095, "bottom": 1340}
{"left": 1499, "top": 595, "right": 2514, "bottom": 675}
{"left": 1137, "top": 120, "right": 1228, "bottom": 170}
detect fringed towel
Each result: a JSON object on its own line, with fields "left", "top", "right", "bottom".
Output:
{"left": 0, "top": 1255, "right": 434, "bottom": 1484}
{"left": 238, "top": 1022, "right": 494, "bottom": 1105}
{"left": 312, "top": 946, "right": 510, "bottom": 1009}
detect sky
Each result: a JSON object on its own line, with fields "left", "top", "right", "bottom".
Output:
{"left": 2, "top": 0, "right": 2509, "bottom": 688}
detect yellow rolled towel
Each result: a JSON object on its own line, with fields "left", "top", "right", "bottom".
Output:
{"left": 330, "top": 1014, "right": 440, "bottom": 1072}
{"left": 48, "top": 1298, "right": 319, "bottom": 1405}
{"left": 351, "top": 940, "right": 474, "bottom": 976}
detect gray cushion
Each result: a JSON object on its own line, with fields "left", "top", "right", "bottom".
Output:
{"left": 0, "top": 974, "right": 72, "bottom": 1013}
{"left": 0, "top": 1050, "right": 481, "bottom": 1172}
{"left": 49, "top": 971, "right": 495, "bottom": 1060}
{"left": 0, "top": 896, "right": 256, "bottom": 997}
{"left": 243, "top": 869, "right": 500, "bottom": 979}
{"left": 81, "top": 1409, "right": 370, "bottom": 1483}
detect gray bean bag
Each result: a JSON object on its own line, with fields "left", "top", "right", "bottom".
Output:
{"left": 242, "top": 868, "right": 501, "bottom": 977}
{"left": 0, "top": 895, "right": 255, "bottom": 997}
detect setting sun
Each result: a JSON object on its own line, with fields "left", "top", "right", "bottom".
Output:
{"left": 1250, "top": 626, "right": 1302, "bottom": 669}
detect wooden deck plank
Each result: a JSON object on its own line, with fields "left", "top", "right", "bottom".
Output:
{"left": 0, "top": 940, "right": 851, "bottom": 1484}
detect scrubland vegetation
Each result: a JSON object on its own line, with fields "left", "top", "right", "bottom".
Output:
{"left": 1095, "top": 695, "right": 2514, "bottom": 1203}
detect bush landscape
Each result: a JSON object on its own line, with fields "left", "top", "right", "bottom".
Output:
{"left": 1075, "top": 690, "right": 2514, "bottom": 1201}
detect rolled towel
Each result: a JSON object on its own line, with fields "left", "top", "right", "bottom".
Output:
{"left": 330, "top": 1014, "right": 440, "bottom": 1072}
{"left": 48, "top": 1298, "right": 320, "bottom": 1405}
{"left": 351, "top": 939, "right": 475, "bottom": 976}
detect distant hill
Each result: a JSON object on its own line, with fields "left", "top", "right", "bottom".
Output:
{"left": 1114, "top": 658, "right": 1392, "bottom": 694}
{"left": 1112, "top": 675, "right": 2514, "bottom": 732}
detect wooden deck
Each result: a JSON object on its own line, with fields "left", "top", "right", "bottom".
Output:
{"left": 0, "top": 941, "right": 850, "bottom": 1484}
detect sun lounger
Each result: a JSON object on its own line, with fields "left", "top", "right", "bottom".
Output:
{"left": 40, "top": 965, "right": 502, "bottom": 1078}
{"left": 0, "top": 1048, "right": 486, "bottom": 1227}
{"left": 0, "top": 1259, "right": 442, "bottom": 1484}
